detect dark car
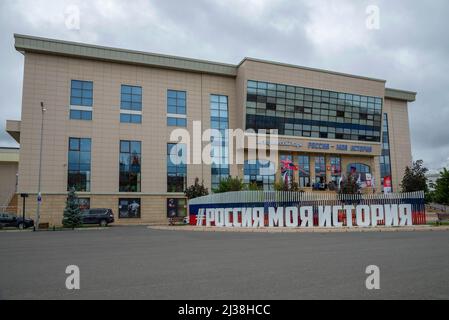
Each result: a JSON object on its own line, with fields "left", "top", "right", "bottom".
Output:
{"left": 0, "top": 213, "right": 34, "bottom": 230}
{"left": 81, "top": 209, "right": 114, "bottom": 227}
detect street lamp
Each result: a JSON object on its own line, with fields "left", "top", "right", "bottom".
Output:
{"left": 35, "top": 102, "right": 46, "bottom": 231}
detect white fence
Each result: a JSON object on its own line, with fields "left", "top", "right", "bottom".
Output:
{"left": 189, "top": 191, "right": 425, "bottom": 205}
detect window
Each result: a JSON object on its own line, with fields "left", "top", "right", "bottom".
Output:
{"left": 211, "top": 95, "right": 230, "bottom": 190}
{"left": 120, "top": 114, "right": 142, "bottom": 124}
{"left": 279, "top": 154, "right": 295, "bottom": 185}
{"left": 246, "top": 80, "right": 383, "bottom": 142}
{"left": 70, "top": 80, "right": 93, "bottom": 121}
{"left": 315, "top": 156, "right": 326, "bottom": 183}
{"left": 119, "top": 141, "right": 141, "bottom": 192}
{"left": 330, "top": 157, "right": 341, "bottom": 182}
{"left": 167, "top": 90, "right": 187, "bottom": 127}
{"left": 70, "top": 110, "right": 92, "bottom": 121}
{"left": 77, "top": 198, "right": 90, "bottom": 212}
{"left": 71, "top": 80, "right": 93, "bottom": 106}
{"left": 120, "top": 85, "right": 142, "bottom": 124}
{"left": 121, "top": 85, "right": 142, "bottom": 111}
{"left": 244, "top": 160, "right": 275, "bottom": 191}
{"left": 167, "top": 198, "right": 187, "bottom": 218}
{"left": 297, "top": 155, "right": 310, "bottom": 188}
{"left": 119, "top": 198, "right": 141, "bottom": 219}
{"left": 167, "top": 117, "right": 187, "bottom": 127}
{"left": 68, "top": 138, "right": 91, "bottom": 192}
{"left": 380, "top": 113, "right": 392, "bottom": 190}
{"left": 347, "top": 163, "right": 371, "bottom": 182}
{"left": 167, "top": 90, "right": 186, "bottom": 114}
{"left": 167, "top": 143, "right": 187, "bottom": 192}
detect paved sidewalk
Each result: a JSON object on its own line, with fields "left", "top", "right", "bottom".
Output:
{"left": 149, "top": 225, "right": 449, "bottom": 233}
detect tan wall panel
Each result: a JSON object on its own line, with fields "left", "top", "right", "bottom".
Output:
{"left": 241, "top": 60, "right": 386, "bottom": 98}
{"left": 384, "top": 98, "right": 413, "bottom": 192}
{"left": 18, "top": 53, "right": 239, "bottom": 194}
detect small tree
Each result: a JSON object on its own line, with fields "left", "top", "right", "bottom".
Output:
{"left": 433, "top": 168, "right": 449, "bottom": 205}
{"left": 401, "top": 160, "right": 429, "bottom": 193}
{"left": 214, "top": 176, "right": 244, "bottom": 193}
{"left": 62, "top": 188, "right": 82, "bottom": 229}
{"left": 246, "top": 182, "right": 262, "bottom": 191}
{"left": 184, "top": 178, "right": 209, "bottom": 200}
{"left": 339, "top": 173, "right": 360, "bottom": 194}
{"left": 274, "top": 179, "right": 299, "bottom": 191}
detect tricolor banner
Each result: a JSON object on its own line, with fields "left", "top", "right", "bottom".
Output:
{"left": 189, "top": 191, "right": 426, "bottom": 228}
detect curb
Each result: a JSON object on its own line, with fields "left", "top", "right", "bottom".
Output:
{"left": 148, "top": 226, "right": 449, "bottom": 234}
{"left": 0, "top": 229, "right": 34, "bottom": 233}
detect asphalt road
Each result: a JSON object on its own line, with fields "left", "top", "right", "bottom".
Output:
{"left": 0, "top": 227, "right": 448, "bottom": 300}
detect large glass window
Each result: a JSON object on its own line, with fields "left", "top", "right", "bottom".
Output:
{"left": 380, "top": 113, "right": 392, "bottom": 190}
{"left": 167, "top": 143, "right": 187, "bottom": 192}
{"left": 68, "top": 138, "right": 91, "bottom": 192}
{"left": 315, "top": 156, "right": 326, "bottom": 183}
{"left": 119, "top": 141, "right": 141, "bottom": 192}
{"left": 70, "top": 80, "right": 93, "bottom": 121}
{"left": 120, "top": 85, "right": 142, "bottom": 124}
{"left": 211, "top": 95, "right": 230, "bottom": 190}
{"left": 330, "top": 157, "right": 341, "bottom": 182}
{"left": 347, "top": 163, "right": 371, "bottom": 181}
{"left": 280, "top": 154, "right": 294, "bottom": 182}
{"left": 246, "top": 80, "right": 382, "bottom": 142}
{"left": 244, "top": 160, "right": 275, "bottom": 190}
{"left": 297, "top": 155, "right": 310, "bottom": 188}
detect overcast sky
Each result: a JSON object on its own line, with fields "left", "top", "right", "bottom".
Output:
{"left": 0, "top": 0, "right": 448, "bottom": 171}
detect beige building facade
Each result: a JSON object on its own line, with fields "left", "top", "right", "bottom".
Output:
{"left": 0, "top": 147, "right": 19, "bottom": 212}
{"left": 6, "top": 34, "right": 416, "bottom": 226}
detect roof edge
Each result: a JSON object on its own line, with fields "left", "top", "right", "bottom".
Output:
{"left": 385, "top": 88, "right": 417, "bottom": 102}
{"left": 14, "top": 34, "right": 238, "bottom": 77}
{"left": 239, "top": 57, "right": 387, "bottom": 84}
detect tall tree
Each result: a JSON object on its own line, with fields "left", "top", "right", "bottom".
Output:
{"left": 433, "top": 168, "right": 449, "bottom": 205}
{"left": 62, "top": 188, "right": 83, "bottom": 229}
{"left": 401, "top": 160, "right": 429, "bottom": 193}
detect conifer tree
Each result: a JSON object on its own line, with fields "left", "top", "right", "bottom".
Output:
{"left": 62, "top": 188, "right": 82, "bottom": 229}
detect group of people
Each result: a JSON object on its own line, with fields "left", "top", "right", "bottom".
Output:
{"left": 311, "top": 178, "right": 339, "bottom": 191}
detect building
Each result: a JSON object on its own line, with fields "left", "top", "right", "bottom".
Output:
{"left": 426, "top": 171, "right": 441, "bottom": 191}
{"left": 0, "top": 147, "right": 19, "bottom": 213}
{"left": 6, "top": 34, "right": 416, "bottom": 226}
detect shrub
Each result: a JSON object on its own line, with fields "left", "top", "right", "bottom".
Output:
{"left": 214, "top": 176, "right": 245, "bottom": 193}
{"left": 184, "top": 178, "right": 209, "bottom": 200}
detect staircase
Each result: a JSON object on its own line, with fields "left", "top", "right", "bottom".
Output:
{"left": 2, "top": 193, "right": 18, "bottom": 214}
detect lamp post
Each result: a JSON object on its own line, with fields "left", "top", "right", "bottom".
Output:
{"left": 35, "top": 102, "right": 46, "bottom": 231}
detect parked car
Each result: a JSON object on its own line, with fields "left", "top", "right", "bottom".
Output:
{"left": 0, "top": 213, "right": 34, "bottom": 229}
{"left": 81, "top": 209, "right": 114, "bottom": 227}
